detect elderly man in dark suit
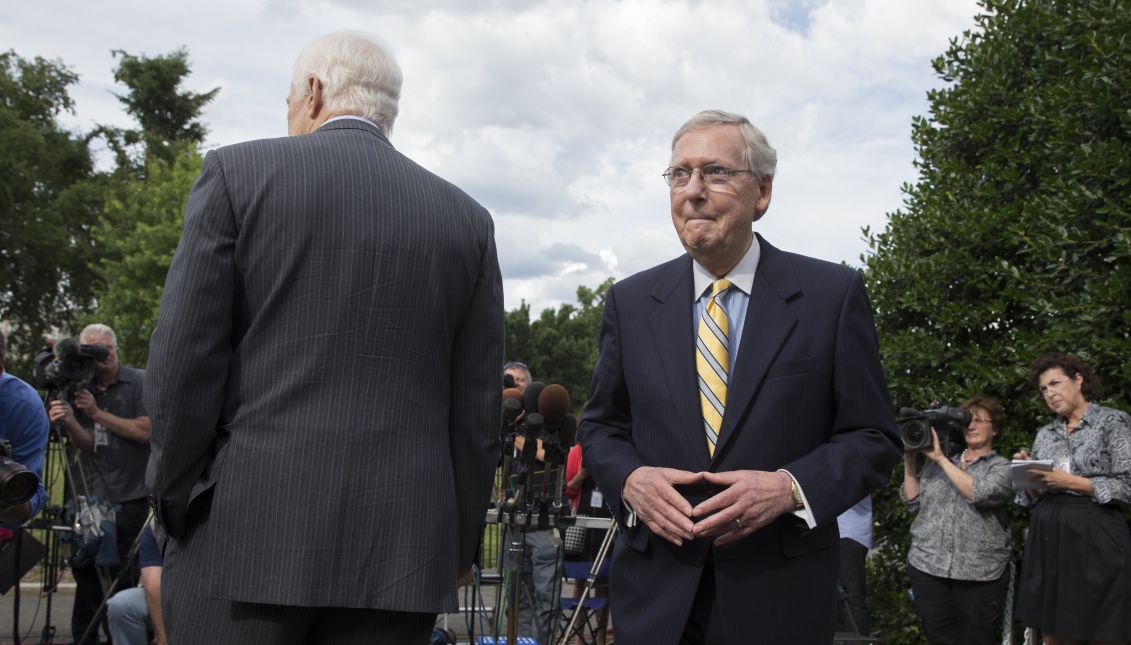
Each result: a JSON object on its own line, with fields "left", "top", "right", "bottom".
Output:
{"left": 577, "top": 110, "right": 900, "bottom": 644}
{"left": 145, "top": 31, "right": 503, "bottom": 645}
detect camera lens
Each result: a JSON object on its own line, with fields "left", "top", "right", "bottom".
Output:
{"left": 899, "top": 419, "right": 931, "bottom": 451}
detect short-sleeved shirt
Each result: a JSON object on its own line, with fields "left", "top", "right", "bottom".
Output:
{"left": 73, "top": 365, "right": 150, "bottom": 503}
{"left": 0, "top": 372, "right": 50, "bottom": 518}
{"left": 138, "top": 524, "right": 162, "bottom": 568}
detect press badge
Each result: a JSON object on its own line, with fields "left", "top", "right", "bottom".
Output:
{"left": 94, "top": 423, "right": 109, "bottom": 449}
{"left": 590, "top": 488, "right": 604, "bottom": 509}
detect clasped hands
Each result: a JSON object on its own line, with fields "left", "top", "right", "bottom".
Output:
{"left": 622, "top": 466, "right": 795, "bottom": 547}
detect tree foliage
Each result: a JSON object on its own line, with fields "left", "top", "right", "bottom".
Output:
{"left": 87, "top": 144, "right": 203, "bottom": 366}
{"left": 104, "top": 47, "right": 218, "bottom": 167}
{"left": 861, "top": 1, "right": 1131, "bottom": 641}
{"left": 505, "top": 279, "right": 613, "bottom": 408}
{"left": 0, "top": 51, "right": 102, "bottom": 366}
{"left": 0, "top": 47, "right": 216, "bottom": 374}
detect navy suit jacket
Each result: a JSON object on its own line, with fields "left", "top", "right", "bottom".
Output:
{"left": 578, "top": 235, "right": 899, "bottom": 643}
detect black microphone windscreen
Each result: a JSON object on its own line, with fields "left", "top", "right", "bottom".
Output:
{"left": 523, "top": 382, "right": 546, "bottom": 415}
{"left": 898, "top": 407, "right": 920, "bottom": 418}
{"left": 558, "top": 414, "right": 577, "bottom": 448}
{"left": 54, "top": 337, "right": 81, "bottom": 358}
{"left": 523, "top": 412, "right": 544, "bottom": 437}
{"left": 503, "top": 373, "right": 516, "bottom": 389}
{"left": 502, "top": 397, "right": 523, "bottom": 423}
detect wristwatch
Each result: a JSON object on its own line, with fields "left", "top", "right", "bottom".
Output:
{"left": 790, "top": 478, "right": 805, "bottom": 510}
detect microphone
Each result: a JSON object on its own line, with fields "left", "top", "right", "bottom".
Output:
{"left": 521, "top": 413, "right": 544, "bottom": 461}
{"left": 523, "top": 382, "right": 546, "bottom": 416}
{"left": 503, "top": 372, "right": 516, "bottom": 389}
{"left": 538, "top": 384, "right": 570, "bottom": 429}
{"left": 54, "top": 337, "right": 81, "bottom": 359}
{"left": 502, "top": 397, "right": 523, "bottom": 426}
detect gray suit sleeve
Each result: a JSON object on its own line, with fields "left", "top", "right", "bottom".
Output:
{"left": 145, "top": 150, "right": 237, "bottom": 538}
{"left": 448, "top": 212, "right": 504, "bottom": 567}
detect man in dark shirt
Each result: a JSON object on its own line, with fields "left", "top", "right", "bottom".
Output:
{"left": 48, "top": 323, "right": 150, "bottom": 644}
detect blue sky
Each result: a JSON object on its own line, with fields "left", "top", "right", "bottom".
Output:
{"left": 4, "top": 0, "right": 980, "bottom": 314}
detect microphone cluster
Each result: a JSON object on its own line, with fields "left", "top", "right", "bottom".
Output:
{"left": 495, "top": 382, "right": 577, "bottom": 529}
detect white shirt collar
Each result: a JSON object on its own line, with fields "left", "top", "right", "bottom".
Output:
{"left": 322, "top": 115, "right": 381, "bottom": 130}
{"left": 692, "top": 236, "right": 760, "bottom": 301}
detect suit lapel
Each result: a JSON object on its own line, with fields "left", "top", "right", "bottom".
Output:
{"left": 711, "top": 237, "right": 800, "bottom": 464}
{"left": 649, "top": 257, "right": 711, "bottom": 467}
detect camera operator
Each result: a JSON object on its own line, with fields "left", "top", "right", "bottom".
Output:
{"left": 46, "top": 324, "right": 151, "bottom": 644}
{"left": 0, "top": 330, "right": 50, "bottom": 523}
{"left": 900, "top": 396, "right": 1012, "bottom": 645}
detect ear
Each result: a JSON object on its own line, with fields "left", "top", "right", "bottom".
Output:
{"left": 306, "top": 77, "right": 324, "bottom": 119}
{"left": 753, "top": 175, "right": 774, "bottom": 218}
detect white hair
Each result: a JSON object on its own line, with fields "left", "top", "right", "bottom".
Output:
{"left": 292, "top": 31, "right": 403, "bottom": 136}
{"left": 80, "top": 323, "right": 117, "bottom": 346}
{"left": 671, "top": 109, "right": 778, "bottom": 179}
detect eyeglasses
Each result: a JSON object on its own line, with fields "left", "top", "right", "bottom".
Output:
{"left": 662, "top": 164, "right": 753, "bottom": 190}
{"left": 971, "top": 418, "right": 993, "bottom": 425}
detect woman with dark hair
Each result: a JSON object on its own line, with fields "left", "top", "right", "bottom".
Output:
{"left": 901, "top": 396, "right": 1013, "bottom": 644}
{"left": 1015, "top": 352, "right": 1131, "bottom": 645}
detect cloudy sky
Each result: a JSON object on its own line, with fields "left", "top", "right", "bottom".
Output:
{"left": 4, "top": 0, "right": 979, "bottom": 314}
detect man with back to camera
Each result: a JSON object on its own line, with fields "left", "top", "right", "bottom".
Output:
{"left": 577, "top": 110, "right": 900, "bottom": 644}
{"left": 47, "top": 323, "right": 150, "bottom": 644}
{"left": 0, "top": 330, "right": 50, "bottom": 524}
{"left": 144, "top": 31, "right": 503, "bottom": 644}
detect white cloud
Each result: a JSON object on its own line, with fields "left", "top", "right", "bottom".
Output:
{"left": 1, "top": 0, "right": 979, "bottom": 314}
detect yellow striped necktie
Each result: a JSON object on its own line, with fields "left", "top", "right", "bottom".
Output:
{"left": 697, "top": 279, "right": 732, "bottom": 457}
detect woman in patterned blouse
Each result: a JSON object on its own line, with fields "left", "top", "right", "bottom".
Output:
{"left": 1015, "top": 352, "right": 1131, "bottom": 645}
{"left": 901, "top": 396, "right": 1013, "bottom": 645}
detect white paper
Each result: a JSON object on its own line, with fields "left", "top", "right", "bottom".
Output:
{"left": 1010, "top": 459, "right": 1055, "bottom": 490}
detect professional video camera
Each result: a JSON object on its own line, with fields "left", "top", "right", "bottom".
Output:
{"left": 27, "top": 339, "right": 108, "bottom": 399}
{"left": 897, "top": 405, "right": 971, "bottom": 453}
{"left": 0, "top": 440, "right": 38, "bottom": 508}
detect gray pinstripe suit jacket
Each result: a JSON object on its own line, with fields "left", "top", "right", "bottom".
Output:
{"left": 145, "top": 118, "right": 503, "bottom": 612}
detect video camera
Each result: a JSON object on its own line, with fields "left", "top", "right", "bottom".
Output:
{"left": 0, "top": 440, "right": 38, "bottom": 508}
{"left": 28, "top": 339, "right": 108, "bottom": 399}
{"left": 897, "top": 406, "right": 971, "bottom": 453}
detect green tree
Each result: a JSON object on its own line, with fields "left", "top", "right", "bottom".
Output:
{"left": 87, "top": 144, "right": 203, "bottom": 366}
{"left": 102, "top": 47, "right": 219, "bottom": 168}
{"left": 505, "top": 278, "right": 613, "bottom": 407}
{"left": 87, "top": 48, "right": 217, "bottom": 365}
{"left": 861, "top": 1, "right": 1131, "bottom": 642}
{"left": 0, "top": 51, "right": 102, "bottom": 368}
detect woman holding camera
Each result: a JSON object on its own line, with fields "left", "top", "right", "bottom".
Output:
{"left": 901, "top": 396, "right": 1013, "bottom": 645}
{"left": 1015, "top": 352, "right": 1131, "bottom": 645}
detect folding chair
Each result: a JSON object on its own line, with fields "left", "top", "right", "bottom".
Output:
{"left": 557, "top": 559, "right": 611, "bottom": 645}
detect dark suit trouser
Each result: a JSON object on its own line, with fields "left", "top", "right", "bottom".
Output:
{"left": 162, "top": 576, "right": 434, "bottom": 645}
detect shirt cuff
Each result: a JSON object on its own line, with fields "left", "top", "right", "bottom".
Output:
{"left": 621, "top": 496, "right": 638, "bottom": 528}
{"left": 778, "top": 469, "right": 817, "bottom": 530}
